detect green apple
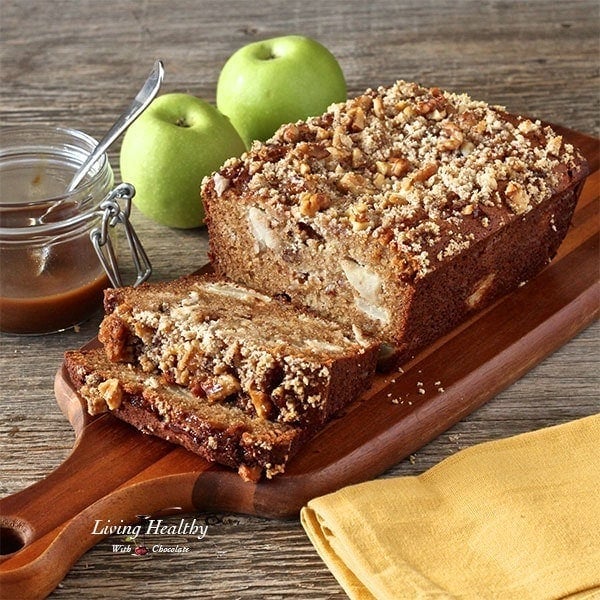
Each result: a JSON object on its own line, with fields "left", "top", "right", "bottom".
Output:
{"left": 119, "top": 93, "right": 246, "bottom": 229}
{"left": 216, "top": 35, "right": 347, "bottom": 146}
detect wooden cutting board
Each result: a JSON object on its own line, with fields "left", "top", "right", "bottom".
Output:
{"left": 0, "top": 125, "right": 598, "bottom": 600}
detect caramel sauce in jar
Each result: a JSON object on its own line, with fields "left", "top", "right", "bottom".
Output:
{"left": 0, "top": 126, "right": 114, "bottom": 334}
{"left": 0, "top": 236, "right": 110, "bottom": 334}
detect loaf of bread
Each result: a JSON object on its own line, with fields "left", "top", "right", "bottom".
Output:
{"left": 97, "top": 274, "right": 379, "bottom": 432}
{"left": 64, "top": 347, "right": 305, "bottom": 482}
{"left": 202, "top": 80, "right": 589, "bottom": 361}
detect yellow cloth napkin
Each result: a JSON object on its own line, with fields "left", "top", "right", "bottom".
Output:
{"left": 301, "top": 415, "right": 600, "bottom": 600}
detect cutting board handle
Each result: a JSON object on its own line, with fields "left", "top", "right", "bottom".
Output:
{"left": 0, "top": 370, "right": 211, "bottom": 600}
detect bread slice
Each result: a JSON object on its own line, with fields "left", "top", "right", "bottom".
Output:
{"left": 64, "top": 347, "right": 305, "bottom": 482}
{"left": 98, "top": 274, "right": 379, "bottom": 432}
{"left": 202, "top": 80, "right": 589, "bottom": 362}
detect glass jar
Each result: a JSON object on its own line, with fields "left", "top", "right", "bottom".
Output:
{"left": 0, "top": 126, "right": 150, "bottom": 334}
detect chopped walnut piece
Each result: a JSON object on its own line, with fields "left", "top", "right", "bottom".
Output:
{"left": 87, "top": 378, "right": 123, "bottom": 415}
{"left": 282, "top": 123, "right": 301, "bottom": 143}
{"left": 518, "top": 119, "right": 538, "bottom": 134}
{"left": 437, "top": 122, "right": 464, "bottom": 151}
{"left": 474, "top": 119, "right": 487, "bottom": 134}
{"left": 457, "top": 110, "right": 479, "bottom": 129}
{"left": 352, "top": 147, "right": 366, "bottom": 168}
{"left": 355, "top": 94, "right": 373, "bottom": 111}
{"left": 373, "top": 96, "right": 385, "bottom": 118}
{"left": 249, "top": 386, "right": 273, "bottom": 419}
{"left": 460, "top": 141, "right": 475, "bottom": 156}
{"left": 390, "top": 157, "right": 411, "bottom": 177}
{"left": 373, "top": 172, "right": 386, "bottom": 189}
{"left": 402, "top": 104, "right": 415, "bottom": 119}
{"left": 99, "top": 378, "right": 123, "bottom": 410}
{"left": 400, "top": 165, "right": 439, "bottom": 191}
{"left": 300, "top": 192, "right": 330, "bottom": 217}
{"left": 297, "top": 141, "right": 329, "bottom": 160}
{"left": 248, "top": 161, "right": 261, "bottom": 175}
{"left": 347, "top": 201, "right": 370, "bottom": 231}
{"left": 505, "top": 181, "right": 530, "bottom": 214}
{"left": 415, "top": 93, "right": 447, "bottom": 117}
{"left": 326, "top": 145, "right": 351, "bottom": 162}
{"left": 400, "top": 175, "right": 413, "bottom": 191}
{"left": 348, "top": 106, "right": 366, "bottom": 131}
{"left": 413, "top": 162, "right": 438, "bottom": 183}
{"left": 315, "top": 127, "right": 332, "bottom": 141}
{"left": 546, "top": 135, "right": 563, "bottom": 156}
{"left": 201, "top": 373, "right": 241, "bottom": 402}
{"left": 383, "top": 193, "right": 407, "bottom": 207}
{"left": 333, "top": 128, "right": 353, "bottom": 149}
{"left": 338, "top": 172, "right": 367, "bottom": 195}
{"left": 375, "top": 160, "right": 388, "bottom": 175}
{"left": 377, "top": 157, "right": 411, "bottom": 178}
{"left": 238, "top": 464, "right": 262, "bottom": 483}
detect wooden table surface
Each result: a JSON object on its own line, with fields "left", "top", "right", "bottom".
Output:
{"left": 1, "top": 1, "right": 598, "bottom": 598}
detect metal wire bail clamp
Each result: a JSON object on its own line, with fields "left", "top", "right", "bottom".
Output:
{"left": 91, "top": 182, "right": 152, "bottom": 288}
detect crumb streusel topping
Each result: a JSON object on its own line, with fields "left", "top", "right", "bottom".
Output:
{"left": 209, "top": 80, "right": 581, "bottom": 278}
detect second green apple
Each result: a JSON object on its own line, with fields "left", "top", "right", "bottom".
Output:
{"left": 217, "top": 35, "right": 347, "bottom": 146}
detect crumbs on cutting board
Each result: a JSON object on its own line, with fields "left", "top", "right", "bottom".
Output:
{"left": 388, "top": 377, "right": 446, "bottom": 405}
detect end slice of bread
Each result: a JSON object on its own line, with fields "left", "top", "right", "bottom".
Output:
{"left": 64, "top": 347, "right": 305, "bottom": 482}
